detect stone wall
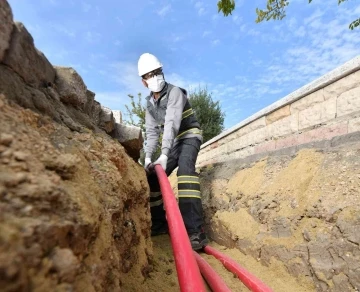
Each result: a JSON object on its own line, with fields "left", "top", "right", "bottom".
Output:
{"left": 0, "top": 0, "right": 142, "bottom": 162}
{"left": 197, "top": 56, "right": 360, "bottom": 167}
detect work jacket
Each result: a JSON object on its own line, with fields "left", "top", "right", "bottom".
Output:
{"left": 145, "top": 82, "right": 202, "bottom": 158}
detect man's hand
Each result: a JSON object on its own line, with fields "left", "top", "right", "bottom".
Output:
{"left": 154, "top": 154, "right": 168, "bottom": 171}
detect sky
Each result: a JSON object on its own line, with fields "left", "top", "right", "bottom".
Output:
{"left": 7, "top": 0, "right": 360, "bottom": 130}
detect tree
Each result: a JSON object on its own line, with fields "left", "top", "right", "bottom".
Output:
{"left": 189, "top": 87, "right": 225, "bottom": 143}
{"left": 124, "top": 93, "right": 161, "bottom": 164}
{"left": 217, "top": 0, "right": 360, "bottom": 30}
{"left": 124, "top": 86, "right": 225, "bottom": 163}
{"left": 124, "top": 93, "right": 146, "bottom": 132}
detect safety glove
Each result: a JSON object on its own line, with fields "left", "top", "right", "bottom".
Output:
{"left": 144, "top": 157, "right": 151, "bottom": 168}
{"left": 153, "top": 154, "right": 168, "bottom": 171}
{"left": 144, "top": 157, "right": 155, "bottom": 174}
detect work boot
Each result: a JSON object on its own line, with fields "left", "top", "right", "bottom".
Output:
{"left": 151, "top": 222, "right": 168, "bottom": 236}
{"left": 189, "top": 231, "right": 209, "bottom": 251}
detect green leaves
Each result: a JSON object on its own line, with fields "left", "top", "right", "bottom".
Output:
{"left": 218, "top": 0, "right": 358, "bottom": 30}
{"left": 255, "top": 0, "right": 289, "bottom": 23}
{"left": 349, "top": 18, "right": 360, "bottom": 30}
{"left": 124, "top": 93, "right": 146, "bottom": 132}
{"left": 189, "top": 86, "right": 225, "bottom": 143}
{"left": 217, "top": 0, "right": 235, "bottom": 16}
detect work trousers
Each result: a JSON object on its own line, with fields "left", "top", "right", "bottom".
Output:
{"left": 148, "top": 137, "right": 205, "bottom": 235}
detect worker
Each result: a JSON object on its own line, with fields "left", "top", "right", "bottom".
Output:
{"left": 138, "top": 53, "right": 208, "bottom": 251}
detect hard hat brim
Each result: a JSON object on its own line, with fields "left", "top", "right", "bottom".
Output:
{"left": 139, "top": 64, "right": 163, "bottom": 77}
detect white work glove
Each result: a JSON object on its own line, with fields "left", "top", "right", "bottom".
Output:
{"left": 144, "top": 157, "right": 152, "bottom": 171}
{"left": 153, "top": 154, "right": 168, "bottom": 171}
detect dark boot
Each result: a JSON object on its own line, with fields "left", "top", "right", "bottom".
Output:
{"left": 189, "top": 230, "right": 209, "bottom": 250}
{"left": 151, "top": 220, "right": 168, "bottom": 236}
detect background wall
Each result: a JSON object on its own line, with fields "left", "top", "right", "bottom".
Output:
{"left": 197, "top": 56, "right": 360, "bottom": 167}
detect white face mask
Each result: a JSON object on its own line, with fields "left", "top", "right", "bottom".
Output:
{"left": 146, "top": 74, "right": 165, "bottom": 92}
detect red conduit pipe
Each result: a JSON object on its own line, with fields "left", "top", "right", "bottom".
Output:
{"left": 204, "top": 245, "right": 274, "bottom": 292}
{"left": 154, "top": 165, "right": 206, "bottom": 292}
{"left": 193, "top": 251, "right": 232, "bottom": 292}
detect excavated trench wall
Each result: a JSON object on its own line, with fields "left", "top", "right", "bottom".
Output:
{"left": 194, "top": 56, "right": 360, "bottom": 291}
{"left": 0, "top": 1, "right": 156, "bottom": 291}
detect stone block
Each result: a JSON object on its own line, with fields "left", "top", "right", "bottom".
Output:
{"left": 220, "top": 132, "right": 237, "bottom": 145}
{"left": 254, "top": 140, "right": 276, "bottom": 154}
{"left": 266, "top": 105, "right": 291, "bottom": 124}
{"left": 54, "top": 66, "right": 87, "bottom": 109}
{"left": 299, "top": 97, "right": 337, "bottom": 130}
{"left": 201, "top": 152, "right": 211, "bottom": 162}
{"left": 276, "top": 135, "right": 299, "bottom": 150}
{"left": 211, "top": 141, "right": 219, "bottom": 149}
{"left": 113, "top": 123, "right": 143, "bottom": 161}
{"left": 99, "top": 106, "right": 115, "bottom": 134}
{"left": 202, "top": 145, "right": 211, "bottom": 153}
{"left": 213, "top": 146, "right": 222, "bottom": 157}
{"left": 246, "top": 126, "right": 269, "bottom": 144}
{"left": 90, "top": 100, "right": 102, "bottom": 126}
{"left": 228, "top": 127, "right": 268, "bottom": 152}
{"left": 217, "top": 144, "right": 227, "bottom": 157}
{"left": 84, "top": 90, "right": 95, "bottom": 115}
{"left": 299, "top": 123, "right": 348, "bottom": 145}
{"left": 324, "top": 70, "right": 360, "bottom": 100}
{"left": 112, "top": 110, "right": 122, "bottom": 124}
{"left": 337, "top": 87, "right": 360, "bottom": 117}
{"left": 3, "top": 22, "right": 55, "bottom": 87}
{"left": 226, "top": 138, "right": 241, "bottom": 153}
{"left": 0, "top": 0, "right": 13, "bottom": 62}
{"left": 236, "top": 117, "right": 266, "bottom": 138}
{"left": 268, "top": 114, "right": 298, "bottom": 138}
{"left": 348, "top": 117, "right": 360, "bottom": 133}
{"left": 233, "top": 147, "right": 254, "bottom": 160}
{"left": 290, "top": 89, "right": 324, "bottom": 113}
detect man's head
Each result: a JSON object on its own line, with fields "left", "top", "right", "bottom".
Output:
{"left": 138, "top": 53, "right": 165, "bottom": 93}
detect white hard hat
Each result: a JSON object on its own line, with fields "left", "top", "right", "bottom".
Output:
{"left": 138, "top": 53, "right": 163, "bottom": 77}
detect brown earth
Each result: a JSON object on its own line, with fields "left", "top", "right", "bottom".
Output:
{"left": 2, "top": 1, "right": 360, "bottom": 291}
{"left": 197, "top": 143, "right": 360, "bottom": 292}
{"left": 2, "top": 83, "right": 337, "bottom": 292}
{"left": 0, "top": 94, "right": 153, "bottom": 291}
{"left": 144, "top": 235, "right": 315, "bottom": 292}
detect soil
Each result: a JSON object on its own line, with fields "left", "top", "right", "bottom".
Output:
{"left": 2, "top": 87, "right": 359, "bottom": 291}
{"left": 197, "top": 145, "right": 360, "bottom": 291}
{"left": 0, "top": 94, "right": 153, "bottom": 291}
{"left": 140, "top": 235, "right": 312, "bottom": 291}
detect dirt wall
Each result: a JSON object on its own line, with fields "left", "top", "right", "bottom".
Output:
{"left": 197, "top": 138, "right": 360, "bottom": 291}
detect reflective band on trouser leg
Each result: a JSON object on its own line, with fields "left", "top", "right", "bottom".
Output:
{"left": 178, "top": 175, "right": 201, "bottom": 199}
{"left": 149, "top": 191, "right": 163, "bottom": 207}
{"left": 150, "top": 191, "right": 161, "bottom": 198}
{"left": 150, "top": 199, "right": 164, "bottom": 207}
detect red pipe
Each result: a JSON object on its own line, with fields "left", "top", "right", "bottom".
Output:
{"left": 154, "top": 165, "right": 206, "bottom": 292}
{"left": 193, "top": 251, "right": 231, "bottom": 292}
{"left": 204, "top": 245, "right": 273, "bottom": 292}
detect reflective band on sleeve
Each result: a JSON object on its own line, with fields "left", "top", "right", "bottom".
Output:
{"left": 150, "top": 198, "right": 164, "bottom": 207}
{"left": 182, "top": 108, "right": 194, "bottom": 119}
